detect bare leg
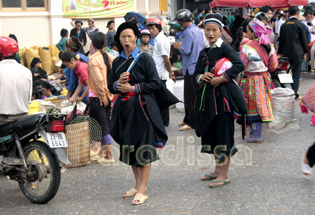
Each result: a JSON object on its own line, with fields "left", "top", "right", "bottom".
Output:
{"left": 132, "top": 164, "right": 151, "bottom": 204}
{"left": 123, "top": 165, "right": 139, "bottom": 198}
{"left": 132, "top": 165, "right": 141, "bottom": 191}
{"left": 210, "top": 155, "right": 231, "bottom": 186}
{"left": 201, "top": 156, "right": 221, "bottom": 180}
{"left": 104, "top": 145, "right": 113, "bottom": 160}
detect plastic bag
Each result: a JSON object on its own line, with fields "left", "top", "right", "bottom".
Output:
{"left": 268, "top": 88, "right": 295, "bottom": 129}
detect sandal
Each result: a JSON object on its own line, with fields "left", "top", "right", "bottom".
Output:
{"left": 97, "top": 157, "right": 115, "bottom": 164}
{"left": 301, "top": 161, "right": 312, "bottom": 178}
{"left": 123, "top": 188, "right": 137, "bottom": 198}
{"left": 132, "top": 193, "right": 148, "bottom": 205}
{"left": 209, "top": 179, "right": 231, "bottom": 188}
{"left": 201, "top": 174, "right": 217, "bottom": 181}
{"left": 91, "top": 154, "right": 102, "bottom": 161}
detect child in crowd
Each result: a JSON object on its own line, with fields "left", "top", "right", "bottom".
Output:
{"left": 57, "top": 29, "right": 69, "bottom": 52}
{"left": 195, "top": 13, "right": 246, "bottom": 188}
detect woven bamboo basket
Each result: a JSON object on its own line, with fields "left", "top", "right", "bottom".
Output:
{"left": 64, "top": 121, "right": 91, "bottom": 168}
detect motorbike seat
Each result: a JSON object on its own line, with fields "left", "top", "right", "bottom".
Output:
{"left": 0, "top": 114, "right": 43, "bottom": 137}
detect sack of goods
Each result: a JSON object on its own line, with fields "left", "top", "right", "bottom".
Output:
{"left": 268, "top": 88, "right": 296, "bottom": 129}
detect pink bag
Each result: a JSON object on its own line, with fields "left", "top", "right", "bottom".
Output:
{"left": 301, "top": 82, "right": 315, "bottom": 113}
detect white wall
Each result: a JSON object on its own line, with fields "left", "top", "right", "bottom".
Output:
{"left": 0, "top": 13, "right": 51, "bottom": 48}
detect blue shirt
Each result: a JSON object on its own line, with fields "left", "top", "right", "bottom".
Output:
{"left": 181, "top": 24, "right": 204, "bottom": 75}
{"left": 176, "top": 32, "right": 184, "bottom": 41}
{"left": 56, "top": 37, "right": 67, "bottom": 52}
{"left": 120, "top": 46, "right": 139, "bottom": 60}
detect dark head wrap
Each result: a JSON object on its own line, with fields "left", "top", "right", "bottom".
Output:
{"left": 204, "top": 13, "right": 224, "bottom": 29}
{"left": 66, "top": 36, "right": 82, "bottom": 52}
{"left": 75, "top": 20, "right": 83, "bottom": 26}
{"left": 114, "top": 22, "right": 140, "bottom": 53}
{"left": 31, "top": 57, "right": 41, "bottom": 68}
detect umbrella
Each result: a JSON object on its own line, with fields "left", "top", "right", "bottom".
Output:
{"left": 124, "top": 12, "right": 146, "bottom": 25}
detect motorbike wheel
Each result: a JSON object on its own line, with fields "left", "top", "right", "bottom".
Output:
{"left": 18, "top": 141, "right": 61, "bottom": 204}
{"left": 272, "top": 79, "right": 282, "bottom": 88}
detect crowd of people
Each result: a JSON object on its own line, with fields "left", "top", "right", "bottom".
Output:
{"left": 1, "top": 4, "right": 315, "bottom": 206}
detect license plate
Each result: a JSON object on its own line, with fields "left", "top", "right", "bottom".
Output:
{"left": 46, "top": 132, "right": 68, "bottom": 148}
{"left": 278, "top": 74, "right": 293, "bottom": 84}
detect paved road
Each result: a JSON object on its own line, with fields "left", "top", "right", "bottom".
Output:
{"left": 1, "top": 73, "right": 315, "bottom": 215}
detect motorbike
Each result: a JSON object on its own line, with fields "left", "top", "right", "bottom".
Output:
{"left": 0, "top": 113, "right": 70, "bottom": 204}
{"left": 271, "top": 57, "right": 293, "bottom": 89}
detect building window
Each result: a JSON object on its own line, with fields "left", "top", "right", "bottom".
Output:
{"left": 27, "top": 0, "right": 45, "bottom": 7}
{"left": 2, "top": 0, "right": 21, "bottom": 8}
{"left": 1, "top": 0, "right": 47, "bottom": 11}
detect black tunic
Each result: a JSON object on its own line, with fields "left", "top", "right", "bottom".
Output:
{"left": 194, "top": 42, "right": 246, "bottom": 157}
{"left": 108, "top": 52, "right": 174, "bottom": 167}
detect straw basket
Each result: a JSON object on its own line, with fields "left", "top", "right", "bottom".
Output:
{"left": 64, "top": 121, "right": 91, "bottom": 168}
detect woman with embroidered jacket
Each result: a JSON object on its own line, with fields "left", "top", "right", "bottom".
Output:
{"left": 194, "top": 13, "right": 246, "bottom": 188}
{"left": 239, "top": 19, "right": 278, "bottom": 143}
{"left": 108, "top": 22, "right": 177, "bottom": 205}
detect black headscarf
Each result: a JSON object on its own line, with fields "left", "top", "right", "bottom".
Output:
{"left": 75, "top": 20, "right": 83, "bottom": 26}
{"left": 114, "top": 22, "right": 140, "bottom": 53}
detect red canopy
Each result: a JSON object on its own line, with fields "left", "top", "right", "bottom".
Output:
{"left": 210, "top": 0, "right": 308, "bottom": 8}
{"left": 210, "top": 0, "right": 249, "bottom": 8}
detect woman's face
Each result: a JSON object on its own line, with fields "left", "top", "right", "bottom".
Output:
{"left": 63, "top": 58, "right": 77, "bottom": 70}
{"left": 76, "top": 23, "right": 82, "bottom": 31}
{"left": 34, "top": 62, "right": 41, "bottom": 69}
{"left": 119, "top": 29, "right": 137, "bottom": 54}
{"left": 40, "top": 86, "right": 51, "bottom": 97}
{"left": 109, "top": 23, "right": 115, "bottom": 30}
{"left": 88, "top": 21, "right": 94, "bottom": 29}
{"left": 247, "top": 26, "right": 255, "bottom": 40}
{"left": 204, "top": 23, "right": 222, "bottom": 46}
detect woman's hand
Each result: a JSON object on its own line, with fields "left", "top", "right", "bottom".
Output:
{"left": 117, "top": 82, "right": 134, "bottom": 93}
{"left": 200, "top": 72, "right": 215, "bottom": 83}
{"left": 210, "top": 76, "right": 225, "bottom": 88}
{"left": 99, "top": 97, "right": 109, "bottom": 107}
{"left": 69, "top": 96, "right": 77, "bottom": 103}
{"left": 118, "top": 72, "right": 130, "bottom": 84}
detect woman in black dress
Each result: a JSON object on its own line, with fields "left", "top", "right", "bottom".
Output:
{"left": 194, "top": 13, "right": 246, "bottom": 188}
{"left": 108, "top": 22, "right": 176, "bottom": 205}
{"left": 70, "top": 20, "right": 87, "bottom": 54}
